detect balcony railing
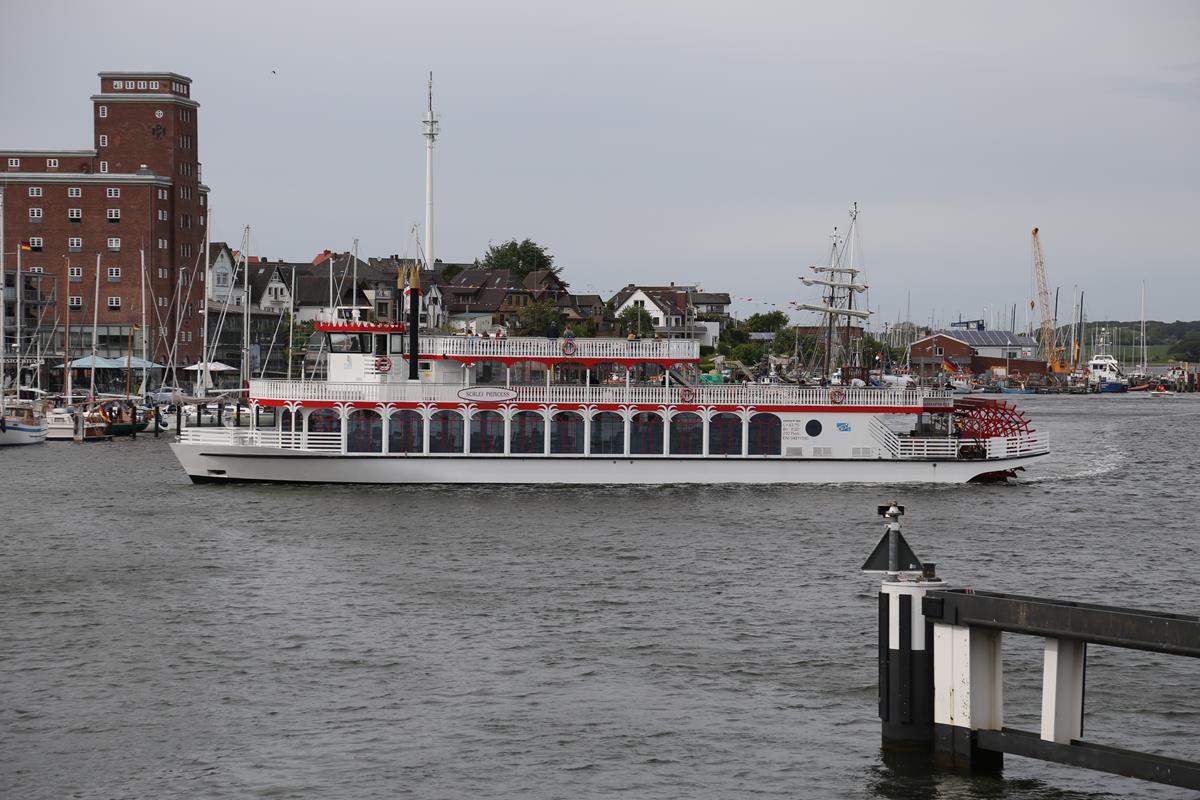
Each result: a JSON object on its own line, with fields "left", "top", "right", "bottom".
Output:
{"left": 418, "top": 336, "right": 699, "bottom": 362}
{"left": 870, "top": 417, "right": 1050, "bottom": 460}
{"left": 250, "top": 379, "right": 954, "bottom": 409}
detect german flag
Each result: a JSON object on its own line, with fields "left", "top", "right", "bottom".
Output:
{"left": 20, "top": 240, "right": 42, "bottom": 252}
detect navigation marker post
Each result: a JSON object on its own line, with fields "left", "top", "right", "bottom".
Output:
{"left": 863, "top": 502, "right": 941, "bottom": 748}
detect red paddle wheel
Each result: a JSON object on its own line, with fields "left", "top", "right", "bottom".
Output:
{"left": 953, "top": 397, "right": 1035, "bottom": 439}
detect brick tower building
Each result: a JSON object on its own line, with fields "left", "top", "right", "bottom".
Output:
{"left": 1, "top": 71, "right": 208, "bottom": 388}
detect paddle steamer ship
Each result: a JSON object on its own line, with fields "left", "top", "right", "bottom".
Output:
{"left": 170, "top": 320, "right": 1049, "bottom": 484}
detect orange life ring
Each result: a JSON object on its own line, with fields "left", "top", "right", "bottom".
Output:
{"left": 375, "top": 356, "right": 392, "bottom": 373}
{"left": 828, "top": 387, "right": 846, "bottom": 404}
{"left": 679, "top": 386, "right": 696, "bottom": 403}
{"left": 560, "top": 339, "right": 577, "bottom": 356}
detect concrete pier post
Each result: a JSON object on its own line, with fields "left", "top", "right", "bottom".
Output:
{"left": 1041, "top": 638, "right": 1086, "bottom": 744}
{"left": 932, "top": 622, "right": 1004, "bottom": 772}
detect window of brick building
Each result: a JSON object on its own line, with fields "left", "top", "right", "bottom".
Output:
{"left": 99, "top": 105, "right": 107, "bottom": 118}
{"left": 68, "top": 237, "right": 82, "bottom": 252}
{"left": 8, "top": 158, "right": 19, "bottom": 168}
{"left": 68, "top": 187, "right": 81, "bottom": 198}
{"left": 107, "top": 267, "right": 121, "bottom": 281}
{"left": 113, "top": 80, "right": 123, "bottom": 89}
{"left": 28, "top": 207, "right": 43, "bottom": 221}
{"left": 107, "top": 296, "right": 121, "bottom": 309}
{"left": 69, "top": 266, "right": 83, "bottom": 280}
{"left": 107, "top": 187, "right": 120, "bottom": 198}
{"left": 149, "top": 81, "right": 159, "bottom": 89}
{"left": 107, "top": 237, "right": 121, "bottom": 251}
{"left": 47, "top": 158, "right": 59, "bottom": 168}
{"left": 69, "top": 296, "right": 82, "bottom": 308}
{"left": 28, "top": 236, "right": 43, "bottom": 249}
{"left": 29, "top": 187, "right": 42, "bottom": 197}
{"left": 107, "top": 208, "right": 121, "bottom": 222}
{"left": 69, "top": 208, "right": 82, "bottom": 222}
{"left": 99, "top": 161, "right": 108, "bottom": 173}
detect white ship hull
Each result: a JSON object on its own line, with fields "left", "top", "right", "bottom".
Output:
{"left": 0, "top": 421, "right": 48, "bottom": 446}
{"left": 171, "top": 442, "right": 1043, "bottom": 485}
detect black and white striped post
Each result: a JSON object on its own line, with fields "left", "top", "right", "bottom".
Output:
{"left": 864, "top": 502, "right": 942, "bottom": 749}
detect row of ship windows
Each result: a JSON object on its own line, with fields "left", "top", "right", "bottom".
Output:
{"left": 23, "top": 238, "right": 196, "bottom": 258}
{"left": 287, "top": 409, "right": 794, "bottom": 456}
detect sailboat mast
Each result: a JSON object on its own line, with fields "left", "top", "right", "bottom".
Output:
{"left": 63, "top": 259, "right": 71, "bottom": 399}
{"left": 1140, "top": 281, "right": 1147, "bottom": 371}
{"left": 139, "top": 247, "right": 147, "bottom": 394}
{"left": 90, "top": 254, "right": 100, "bottom": 398}
{"left": 201, "top": 205, "right": 211, "bottom": 397}
{"left": 243, "top": 225, "right": 251, "bottom": 388}
{"left": 15, "top": 243, "right": 22, "bottom": 390}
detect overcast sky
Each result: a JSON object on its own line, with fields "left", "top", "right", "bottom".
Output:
{"left": 4, "top": 0, "right": 1197, "bottom": 325}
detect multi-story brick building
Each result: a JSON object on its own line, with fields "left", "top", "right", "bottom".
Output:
{"left": 1, "top": 71, "right": 208, "bottom": 386}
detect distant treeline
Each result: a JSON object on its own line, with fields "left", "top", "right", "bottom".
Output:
{"left": 1066, "top": 320, "right": 1200, "bottom": 361}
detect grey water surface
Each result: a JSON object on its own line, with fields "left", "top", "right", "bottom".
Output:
{"left": 2, "top": 395, "right": 1197, "bottom": 799}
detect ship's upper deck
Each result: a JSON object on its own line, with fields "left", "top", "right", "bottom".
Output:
{"left": 421, "top": 336, "right": 699, "bottom": 365}
{"left": 316, "top": 329, "right": 700, "bottom": 366}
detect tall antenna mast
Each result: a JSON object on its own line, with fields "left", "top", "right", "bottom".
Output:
{"left": 422, "top": 72, "right": 440, "bottom": 271}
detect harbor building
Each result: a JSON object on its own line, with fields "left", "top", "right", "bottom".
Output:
{"left": 1, "top": 71, "right": 208, "bottom": 384}
{"left": 909, "top": 330, "right": 1044, "bottom": 378}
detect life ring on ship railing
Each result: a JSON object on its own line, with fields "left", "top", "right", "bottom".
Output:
{"left": 560, "top": 339, "right": 577, "bottom": 356}
{"left": 828, "top": 387, "right": 846, "bottom": 404}
{"left": 679, "top": 386, "right": 696, "bottom": 403}
{"left": 375, "top": 356, "right": 392, "bottom": 373}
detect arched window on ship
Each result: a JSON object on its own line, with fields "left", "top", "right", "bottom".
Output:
{"left": 590, "top": 411, "right": 624, "bottom": 455}
{"left": 347, "top": 409, "right": 382, "bottom": 453}
{"left": 748, "top": 413, "right": 782, "bottom": 456}
{"left": 670, "top": 412, "right": 703, "bottom": 455}
{"left": 429, "top": 410, "right": 464, "bottom": 453}
{"left": 471, "top": 410, "right": 504, "bottom": 454}
{"left": 389, "top": 410, "right": 423, "bottom": 453}
{"left": 307, "top": 408, "right": 340, "bottom": 434}
{"left": 551, "top": 411, "right": 584, "bottom": 454}
{"left": 629, "top": 411, "right": 663, "bottom": 454}
{"left": 510, "top": 410, "right": 545, "bottom": 454}
{"left": 709, "top": 412, "right": 742, "bottom": 456}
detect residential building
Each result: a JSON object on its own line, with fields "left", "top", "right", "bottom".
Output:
{"left": 0, "top": 71, "right": 208, "bottom": 380}
{"left": 609, "top": 283, "right": 722, "bottom": 346}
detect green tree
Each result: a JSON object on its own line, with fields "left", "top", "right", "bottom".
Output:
{"left": 1169, "top": 332, "right": 1200, "bottom": 361}
{"left": 731, "top": 342, "right": 765, "bottom": 365}
{"left": 514, "top": 299, "right": 564, "bottom": 336}
{"left": 744, "top": 310, "right": 789, "bottom": 332}
{"left": 617, "top": 306, "right": 656, "bottom": 336}
{"left": 481, "top": 239, "right": 558, "bottom": 279}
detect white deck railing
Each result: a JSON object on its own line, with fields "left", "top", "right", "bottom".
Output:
{"left": 419, "top": 336, "right": 698, "bottom": 362}
{"left": 249, "top": 380, "right": 955, "bottom": 409}
{"left": 869, "top": 417, "right": 1050, "bottom": 460}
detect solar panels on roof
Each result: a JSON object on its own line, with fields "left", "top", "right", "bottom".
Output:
{"left": 934, "top": 330, "right": 1035, "bottom": 347}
